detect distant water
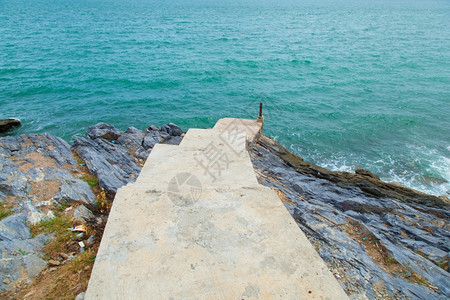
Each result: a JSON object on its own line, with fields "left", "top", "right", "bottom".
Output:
{"left": 1, "top": 0, "right": 449, "bottom": 196}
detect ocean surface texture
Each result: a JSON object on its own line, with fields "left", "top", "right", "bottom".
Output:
{"left": 1, "top": 0, "right": 449, "bottom": 196}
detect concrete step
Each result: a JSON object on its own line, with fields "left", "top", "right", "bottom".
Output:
{"left": 86, "top": 185, "right": 348, "bottom": 299}
{"left": 134, "top": 141, "right": 259, "bottom": 189}
{"left": 86, "top": 120, "right": 348, "bottom": 299}
{"left": 213, "top": 118, "right": 262, "bottom": 143}
{"left": 179, "top": 128, "right": 246, "bottom": 154}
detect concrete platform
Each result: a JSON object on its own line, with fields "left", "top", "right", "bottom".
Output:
{"left": 179, "top": 128, "right": 246, "bottom": 152}
{"left": 135, "top": 143, "right": 259, "bottom": 188}
{"left": 213, "top": 118, "right": 262, "bottom": 143}
{"left": 85, "top": 118, "right": 348, "bottom": 300}
{"left": 86, "top": 186, "right": 347, "bottom": 299}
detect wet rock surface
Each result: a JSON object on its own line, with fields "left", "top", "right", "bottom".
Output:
{"left": 0, "top": 122, "right": 184, "bottom": 291}
{"left": 0, "top": 119, "right": 21, "bottom": 133}
{"left": 250, "top": 135, "right": 449, "bottom": 299}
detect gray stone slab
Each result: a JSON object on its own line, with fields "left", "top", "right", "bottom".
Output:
{"left": 86, "top": 185, "right": 347, "bottom": 299}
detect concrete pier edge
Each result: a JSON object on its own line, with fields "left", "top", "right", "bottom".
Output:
{"left": 85, "top": 118, "right": 348, "bottom": 299}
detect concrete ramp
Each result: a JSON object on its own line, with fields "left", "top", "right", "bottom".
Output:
{"left": 86, "top": 118, "right": 348, "bottom": 299}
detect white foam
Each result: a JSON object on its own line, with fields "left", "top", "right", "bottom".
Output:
{"left": 293, "top": 145, "right": 449, "bottom": 197}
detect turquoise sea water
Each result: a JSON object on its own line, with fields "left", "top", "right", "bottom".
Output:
{"left": 1, "top": 0, "right": 449, "bottom": 196}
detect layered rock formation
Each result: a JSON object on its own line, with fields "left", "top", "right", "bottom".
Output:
{"left": 0, "top": 123, "right": 448, "bottom": 299}
{"left": 0, "top": 123, "right": 183, "bottom": 292}
{"left": 250, "top": 135, "right": 449, "bottom": 299}
{"left": 0, "top": 133, "right": 95, "bottom": 291}
{"left": 73, "top": 122, "right": 183, "bottom": 196}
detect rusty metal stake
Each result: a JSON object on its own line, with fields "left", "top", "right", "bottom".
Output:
{"left": 259, "top": 102, "right": 263, "bottom": 118}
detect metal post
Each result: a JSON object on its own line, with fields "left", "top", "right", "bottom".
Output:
{"left": 259, "top": 102, "right": 263, "bottom": 118}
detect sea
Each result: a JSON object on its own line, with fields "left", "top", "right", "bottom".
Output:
{"left": 1, "top": 0, "right": 449, "bottom": 197}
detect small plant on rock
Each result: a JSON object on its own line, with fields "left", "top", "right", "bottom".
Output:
{"left": 96, "top": 188, "right": 110, "bottom": 214}
{"left": 0, "top": 202, "right": 13, "bottom": 220}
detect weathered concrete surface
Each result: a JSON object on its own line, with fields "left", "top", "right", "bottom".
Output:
{"left": 87, "top": 186, "right": 347, "bottom": 299}
{"left": 213, "top": 118, "right": 262, "bottom": 144}
{"left": 135, "top": 129, "right": 258, "bottom": 189}
{"left": 86, "top": 120, "right": 347, "bottom": 299}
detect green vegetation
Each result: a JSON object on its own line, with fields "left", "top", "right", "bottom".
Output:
{"left": 80, "top": 174, "right": 99, "bottom": 187}
{"left": 30, "top": 215, "right": 75, "bottom": 258}
{"left": 436, "top": 259, "right": 448, "bottom": 271}
{"left": 400, "top": 265, "right": 432, "bottom": 287}
{"left": 385, "top": 254, "right": 398, "bottom": 265}
{"left": 70, "top": 248, "right": 96, "bottom": 272}
{"left": 0, "top": 202, "right": 13, "bottom": 220}
{"left": 73, "top": 151, "right": 85, "bottom": 165}
{"left": 18, "top": 248, "right": 29, "bottom": 255}
{"left": 55, "top": 202, "right": 69, "bottom": 213}
{"left": 30, "top": 215, "right": 72, "bottom": 237}
{"left": 415, "top": 250, "right": 448, "bottom": 271}
{"left": 95, "top": 188, "right": 110, "bottom": 214}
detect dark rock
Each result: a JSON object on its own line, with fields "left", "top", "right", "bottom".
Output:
{"left": 401, "top": 239, "right": 448, "bottom": 262}
{"left": 0, "top": 118, "right": 21, "bottom": 133}
{"left": 0, "top": 136, "right": 19, "bottom": 152}
{"left": 134, "top": 146, "right": 151, "bottom": 160}
{"left": 0, "top": 213, "right": 32, "bottom": 241}
{"left": 117, "top": 129, "right": 145, "bottom": 153}
{"left": 22, "top": 200, "right": 49, "bottom": 224}
{"left": 335, "top": 197, "right": 388, "bottom": 214}
{"left": 168, "top": 123, "right": 183, "bottom": 136}
{"left": 357, "top": 183, "right": 385, "bottom": 197}
{"left": 143, "top": 131, "right": 162, "bottom": 149}
{"left": 0, "top": 133, "right": 76, "bottom": 166}
{"left": 73, "top": 136, "right": 141, "bottom": 195}
{"left": 20, "top": 252, "right": 48, "bottom": 278}
{"left": 0, "top": 122, "right": 186, "bottom": 292}
{"left": 159, "top": 131, "right": 171, "bottom": 142}
{"left": 54, "top": 178, "right": 96, "bottom": 205}
{"left": 250, "top": 135, "right": 450, "bottom": 299}
{"left": 86, "top": 123, "right": 122, "bottom": 141}
{"left": 34, "top": 167, "right": 96, "bottom": 205}
{"left": 355, "top": 168, "right": 380, "bottom": 180}
{"left": 162, "top": 136, "right": 183, "bottom": 146}
{"left": 125, "top": 126, "right": 141, "bottom": 135}
{"left": 0, "top": 170, "right": 30, "bottom": 198}
{"left": 160, "top": 123, "right": 183, "bottom": 136}
{"left": 257, "top": 135, "right": 448, "bottom": 208}
{"left": 292, "top": 183, "right": 303, "bottom": 193}
{"left": 0, "top": 214, "right": 49, "bottom": 291}
{"left": 0, "top": 130, "right": 96, "bottom": 288}
{"left": 73, "top": 205, "right": 96, "bottom": 223}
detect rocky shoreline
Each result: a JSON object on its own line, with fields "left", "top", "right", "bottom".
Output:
{"left": 0, "top": 122, "right": 448, "bottom": 299}
{"left": 0, "top": 122, "right": 184, "bottom": 297}
{"left": 250, "top": 136, "right": 449, "bottom": 299}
